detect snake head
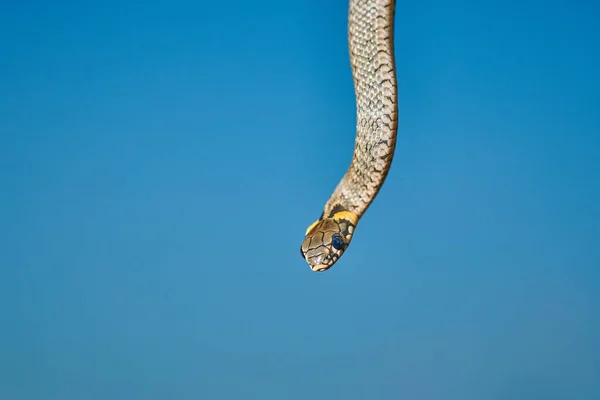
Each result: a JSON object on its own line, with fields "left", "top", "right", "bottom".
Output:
{"left": 300, "top": 211, "right": 358, "bottom": 272}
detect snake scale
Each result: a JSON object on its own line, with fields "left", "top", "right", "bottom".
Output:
{"left": 300, "top": 0, "right": 398, "bottom": 272}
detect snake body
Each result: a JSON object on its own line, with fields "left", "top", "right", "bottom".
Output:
{"left": 300, "top": 0, "right": 398, "bottom": 272}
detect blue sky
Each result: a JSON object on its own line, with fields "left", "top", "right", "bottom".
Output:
{"left": 1, "top": 0, "right": 599, "bottom": 398}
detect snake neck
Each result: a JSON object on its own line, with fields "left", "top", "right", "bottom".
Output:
{"left": 323, "top": 140, "right": 397, "bottom": 220}
{"left": 321, "top": 202, "right": 352, "bottom": 220}
{"left": 321, "top": 0, "right": 398, "bottom": 221}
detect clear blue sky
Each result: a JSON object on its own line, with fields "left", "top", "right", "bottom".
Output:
{"left": 1, "top": 0, "right": 599, "bottom": 398}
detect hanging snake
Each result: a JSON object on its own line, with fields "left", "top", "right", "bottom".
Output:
{"left": 300, "top": 0, "right": 398, "bottom": 272}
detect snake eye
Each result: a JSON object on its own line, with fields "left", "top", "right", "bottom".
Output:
{"left": 300, "top": 246, "right": 306, "bottom": 260}
{"left": 331, "top": 234, "right": 344, "bottom": 250}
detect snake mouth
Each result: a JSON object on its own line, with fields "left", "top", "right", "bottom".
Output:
{"left": 310, "top": 264, "right": 330, "bottom": 272}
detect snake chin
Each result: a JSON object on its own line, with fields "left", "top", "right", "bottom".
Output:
{"left": 311, "top": 264, "right": 331, "bottom": 273}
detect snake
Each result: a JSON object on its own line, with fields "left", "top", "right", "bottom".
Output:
{"left": 300, "top": 0, "right": 398, "bottom": 272}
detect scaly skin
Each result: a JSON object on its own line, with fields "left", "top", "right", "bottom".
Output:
{"left": 300, "top": 0, "right": 398, "bottom": 272}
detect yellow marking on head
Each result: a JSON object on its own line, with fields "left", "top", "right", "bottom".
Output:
{"left": 331, "top": 211, "right": 359, "bottom": 226}
{"left": 305, "top": 220, "right": 320, "bottom": 236}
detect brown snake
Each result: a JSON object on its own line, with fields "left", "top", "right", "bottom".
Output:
{"left": 300, "top": 0, "right": 398, "bottom": 272}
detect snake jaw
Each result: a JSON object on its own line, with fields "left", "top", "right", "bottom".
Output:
{"left": 300, "top": 211, "right": 358, "bottom": 272}
{"left": 311, "top": 263, "right": 331, "bottom": 273}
